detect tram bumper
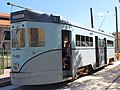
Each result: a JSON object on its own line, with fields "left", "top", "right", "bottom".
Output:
{"left": 10, "top": 70, "right": 62, "bottom": 85}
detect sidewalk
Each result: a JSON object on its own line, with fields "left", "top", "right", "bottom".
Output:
{"left": 0, "top": 69, "right": 10, "bottom": 79}
{"left": 0, "top": 69, "right": 11, "bottom": 87}
{"left": 108, "top": 76, "right": 120, "bottom": 90}
{"left": 59, "top": 60, "right": 120, "bottom": 90}
{"left": 107, "top": 61, "right": 120, "bottom": 90}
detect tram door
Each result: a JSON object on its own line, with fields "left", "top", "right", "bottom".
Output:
{"left": 104, "top": 38, "right": 107, "bottom": 64}
{"left": 62, "top": 30, "right": 72, "bottom": 77}
{"left": 95, "top": 36, "right": 107, "bottom": 68}
{"left": 95, "top": 36, "right": 99, "bottom": 67}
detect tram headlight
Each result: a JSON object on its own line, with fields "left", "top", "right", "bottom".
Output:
{"left": 13, "top": 62, "right": 19, "bottom": 70}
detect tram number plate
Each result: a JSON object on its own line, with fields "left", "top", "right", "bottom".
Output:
{"left": 13, "top": 54, "right": 20, "bottom": 59}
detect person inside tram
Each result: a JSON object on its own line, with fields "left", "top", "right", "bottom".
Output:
{"left": 62, "top": 42, "right": 71, "bottom": 70}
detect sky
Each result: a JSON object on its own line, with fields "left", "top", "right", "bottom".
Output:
{"left": 0, "top": 0, "right": 120, "bottom": 33}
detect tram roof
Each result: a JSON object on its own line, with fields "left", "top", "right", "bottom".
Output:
{"left": 10, "top": 9, "right": 70, "bottom": 24}
{"left": 10, "top": 9, "right": 114, "bottom": 37}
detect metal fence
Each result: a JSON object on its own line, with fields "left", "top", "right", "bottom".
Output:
{"left": 0, "top": 48, "right": 4, "bottom": 75}
{"left": 0, "top": 48, "right": 11, "bottom": 75}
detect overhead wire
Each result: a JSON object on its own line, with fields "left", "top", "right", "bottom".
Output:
{"left": 98, "top": 11, "right": 110, "bottom": 30}
{"left": 89, "top": 0, "right": 115, "bottom": 31}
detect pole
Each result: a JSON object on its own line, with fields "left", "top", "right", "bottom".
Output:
{"left": 7, "top": 2, "right": 31, "bottom": 10}
{"left": 115, "top": 7, "right": 119, "bottom": 60}
{"left": 90, "top": 8, "right": 94, "bottom": 28}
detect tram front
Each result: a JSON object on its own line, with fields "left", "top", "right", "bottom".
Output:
{"left": 10, "top": 10, "right": 65, "bottom": 85}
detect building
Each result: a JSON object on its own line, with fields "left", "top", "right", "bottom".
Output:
{"left": 0, "top": 13, "right": 11, "bottom": 68}
{"left": 0, "top": 13, "right": 10, "bottom": 51}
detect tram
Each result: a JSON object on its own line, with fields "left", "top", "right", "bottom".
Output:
{"left": 10, "top": 9, "right": 115, "bottom": 85}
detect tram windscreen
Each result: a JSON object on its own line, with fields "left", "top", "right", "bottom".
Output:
{"left": 12, "top": 28, "right": 25, "bottom": 48}
{"left": 28, "top": 28, "right": 45, "bottom": 47}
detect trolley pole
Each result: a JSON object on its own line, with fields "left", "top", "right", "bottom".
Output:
{"left": 115, "top": 7, "right": 119, "bottom": 60}
{"left": 7, "top": 2, "right": 31, "bottom": 10}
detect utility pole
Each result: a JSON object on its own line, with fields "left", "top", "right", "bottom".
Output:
{"left": 115, "top": 7, "right": 119, "bottom": 60}
{"left": 90, "top": 8, "right": 94, "bottom": 28}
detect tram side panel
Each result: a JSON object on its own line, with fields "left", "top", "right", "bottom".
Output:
{"left": 71, "top": 27, "right": 96, "bottom": 76}
{"left": 71, "top": 27, "right": 115, "bottom": 72}
{"left": 106, "top": 37, "right": 115, "bottom": 63}
{"left": 94, "top": 34, "right": 115, "bottom": 68}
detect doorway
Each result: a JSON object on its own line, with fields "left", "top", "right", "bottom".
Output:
{"left": 95, "top": 36, "right": 99, "bottom": 67}
{"left": 104, "top": 38, "right": 107, "bottom": 64}
{"left": 62, "top": 30, "right": 72, "bottom": 77}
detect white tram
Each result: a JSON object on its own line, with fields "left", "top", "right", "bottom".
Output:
{"left": 10, "top": 10, "right": 115, "bottom": 85}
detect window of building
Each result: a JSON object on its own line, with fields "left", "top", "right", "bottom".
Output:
{"left": 4, "top": 31, "right": 10, "bottom": 40}
{"left": 28, "top": 28, "right": 45, "bottom": 47}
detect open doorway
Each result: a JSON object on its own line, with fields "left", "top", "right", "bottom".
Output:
{"left": 62, "top": 30, "right": 72, "bottom": 77}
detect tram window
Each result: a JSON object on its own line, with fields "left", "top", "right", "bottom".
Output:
{"left": 76, "top": 35, "right": 80, "bottom": 46}
{"left": 81, "top": 35, "right": 85, "bottom": 46}
{"left": 28, "top": 28, "right": 45, "bottom": 47}
{"left": 75, "top": 34, "right": 93, "bottom": 47}
{"left": 20, "top": 29, "right": 25, "bottom": 47}
{"left": 12, "top": 28, "right": 25, "bottom": 48}
{"left": 90, "top": 37, "right": 93, "bottom": 46}
{"left": 107, "top": 40, "right": 113, "bottom": 47}
{"left": 98, "top": 39, "right": 101, "bottom": 47}
{"left": 102, "top": 39, "right": 105, "bottom": 47}
{"left": 12, "top": 30, "right": 16, "bottom": 48}
{"left": 86, "top": 36, "right": 89, "bottom": 46}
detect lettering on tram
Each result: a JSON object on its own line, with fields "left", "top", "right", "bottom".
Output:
{"left": 13, "top": 54, "right": 20, "bottom": 59}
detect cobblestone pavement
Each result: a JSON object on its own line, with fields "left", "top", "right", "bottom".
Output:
{"left": 108, "top": 77, "right": 120, "bottom": 90}
{"left": 58, "top": 61, "right": 120, "bottom": 90}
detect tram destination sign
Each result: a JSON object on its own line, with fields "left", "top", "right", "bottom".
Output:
{"left": 11, "top": 10, "right": 27, "bottom": 23}
{"left": 12, "top": 13, "right": 25, "bottom": 20}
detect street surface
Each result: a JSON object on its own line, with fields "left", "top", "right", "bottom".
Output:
{"left": 108, "top": 77, "right": 120, "bottom": 90}
{"left": 0, "top": 61, "right": 120, "bottom": 90}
